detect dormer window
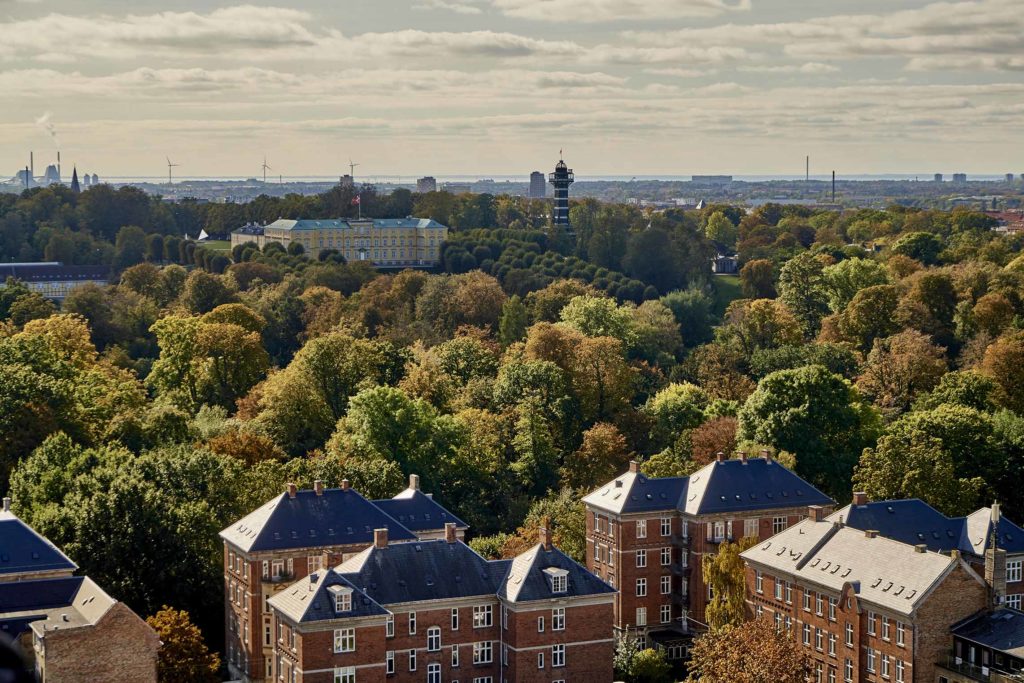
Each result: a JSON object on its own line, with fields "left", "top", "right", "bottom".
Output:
{"left": 543, "top": 567, "right": 569, "bottom": 594}
{"left": 328, "top": 585, "right": 353, "bottom": 613}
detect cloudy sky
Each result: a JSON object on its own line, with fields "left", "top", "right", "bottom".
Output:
{"left": 2, "top": 0, "right": 1022, "bottom": 178}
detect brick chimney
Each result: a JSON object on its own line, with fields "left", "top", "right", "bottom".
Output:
{"left": 864, "top": 529, "right": 878, "bottom": 539}
{"left": 986, "top": 503, "right": 1008, "bottom": 608}
{"left": 340, "top": 479, "right": 350, "bottom": 491}
{"left": 1, "top": 497, "right": 9, "bottom": 513}
{"left": 914, "top": 544, "right": 927, "bottom": 553}
{"left": 808, "top": 505, "right": 825, "bottom": 522}
{"left": 761, "top": 448, "right": 772, "bottom": 463}
{"left": 374, "top": 528, "right": 389, "bottom": 549}
{"left": 739, "top": 450, "right": 748, "bottom": 464}
{"left": 314, "top": 480, "right": 324, "bottom": 496}
{"left": 286, "top": 482, "right": 297, "bottom": 499}
{"left": 716, "top": 451, "right": 726, "bottom": 463}
{"left": 409, "top": 474, "right": 420, "bottom": 490}
{"left": 852, "top": 491, "right": 868, "bottom": 506}
{"left": 445, "top": 522, "right": 457, "bottom": 544}
{"left": 628, "top": 460, "right": 640, "bottom": 473}
{"left": 539, "top": 518, "right": 553, "bottom": 551}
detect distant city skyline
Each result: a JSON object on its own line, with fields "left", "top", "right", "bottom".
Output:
{"left": 2, "top": 0, "right": 1022, "bottom": 177}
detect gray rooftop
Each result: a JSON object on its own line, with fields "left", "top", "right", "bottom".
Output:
{"left": 741, "top": 519, "right": 975, "bottom": 617}
{"left": 0, "top": 576, "right": 115, "bottom": 638}
{"left": 0, "top": 510, "right": 77, "bottom": 577}
{"left": 258, "top": 218, "right": 446, "bottom": 233}
{"left": 952, "top": 609, "right": 1024, "bottom": 659}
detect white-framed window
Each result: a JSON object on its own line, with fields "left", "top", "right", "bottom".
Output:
{"left": 896, "top": 620, "right": 905, "bottom": 646}
{"left": 661, "top": 547, "right": 671, "bottom": 566}
{"left": 636, "top": 550, "right": 647, "bottom": 568}
{"left": 773, "top": 516, "right": 787, "bottom": 534}
{"left": 661, "top": 517, "right": 672, "bottom": 536}
{"left": 552, "top": 607, "right": 565, "bottom": 631}
{"left": 549, "top": 572, "right": 568, "bottom": 593}
{"left": 334, "top": 590, "right": 352, "bottom": 613}
{"left": 867, "top": 648, "right": 876, "bottom": 673}
{"left": 595, "top": 514, "right": 605, "bottom": 534}
{"left": 593, "top": 543, "right": 600, "bottom": 562}
{"left": 845, "top": 658, "right": 853, "bottom": 683}
{"left": 803, "top": 590, "right": 811, "bottom": 612}
{"left": 828, "top": 633, "right": 836, "bottom": 657}
{"left": 473, "top": 641, "right": 493, "bottom": 664}
{"left": 409, "top": 611, "right": 417, "bottom": 635}
{"left": 538, "top": 651, "right": 545, "bottom": 669}
{"left": 714, "top": 521, "right": 725, "bottom": 541}
{"left": 845, "top": 622, "right": 853, "bottom": 647}
{"left": 637, "top": 578, "right": 647, "bottom": 596}
{"left": 538, "top": 616, "right": 545, "bottom": 632}
{"left": 427, "top": 663, "right": 441, "bottom": 683}
{"left": 774, "top": 579, "right": 783, "bottom": 600}
{"left": 636, "top": 607, "right": 647, "bottom": 626}
{"left": 867, "top": 611, "right": 876, "bottom": 635}
{"left": 334, "top": 666, "right": 355, "bottom": 683}
{"left": 882, "top": 615, "right": 890, "bottom": 641}
{"left": 1008, "top": 560, "right": 1022, "bottom": 583}
{"left": 816, "top": 594, "right": 824, "bottom": 616}
{"left": 427, "top": 626, "right": 441, "bottom": 652}
{"left": 829, "top": 667, "right": 836, "bottom": 683}
{"left": 756, "top": 571, "right": 763, "bottom": 594}
{"left": 309, "top": 555, "right": 324, "bottom": 573}
{"left": 333, "top": 628, "right": 355, "bottom": 653}
{"left": 829, "top": 597, "right": 837, "bottom": 621}
{"left": 452, "top": 644, "right": 460, "bottom": 667}
{"left": 802, "top": 623, "right": 811, "bottom": 646}
{"left": 502, "top": 605, "right": 508, "bottom": 629}
{"left": 775, "top": 611, "right": 782, "bottom": 631}
{"left": 784, "top": 582, "right": 792, "bottom": 604}
{"left": 745, "top": 518, "right": 759, "bottom": 537}
{"left": 815, "top": 662, "right": 822, "bottom": 683}
{"left": 661, "top": 576, "right": 671, "bottom": 595}
{"left": 473, "top": 678, "right": 493, "bottom": 683}
{"left": 473, "top": 605, "right": 493, "bottom": 628}
{"left": 895, "top": 658, "right": 905, "bottom": 682}
{"left": 552, "top": 643, "right": 566, "bottom": 667}
{"left": 386, "top": 614, "right": 394, "bottom": 638}
{"left": 661, "top": 604, "right": 672, "bottom": 623}
{"left": 451, "top": 608, "right": 459, "bottom": 630}
{"left": 1008, "top": 594, "right": 1023, "bottom": 609}
{"left": 409, "top": 649, "right": 416, "bottom": 671}
{"left": 815, "top": 627, "right": 823, "bottom": 651}
{"left": 637, "top": 520, "right": 647, "bottom": 539}
{"left": 386, "top": 650, "right": 395, "bottom": 674}
{"left": 882, "top": 654, "right": 890, "bottom": 678}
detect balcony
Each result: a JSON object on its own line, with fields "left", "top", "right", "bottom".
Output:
{"left": 671, "top": 534, "right": 691, "bottom": 549}
{"left": 670, "top": 562, "right": 691, "bottom": 578}
{"left": 937, "top": 655, "right": 1024, "bottom": 682}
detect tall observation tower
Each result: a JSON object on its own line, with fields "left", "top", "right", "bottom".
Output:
{"left": 548, "top": 154, "right": 574, "bottom": 227}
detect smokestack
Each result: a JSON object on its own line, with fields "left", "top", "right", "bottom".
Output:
{"left": 57, "top": 151, "right": 61, "bottom": 183}
{"left": 806, "top": 155, "right": 809, "bottom": 182}
{"left": 30, "top": 151, "right": 34, "bottom": 186}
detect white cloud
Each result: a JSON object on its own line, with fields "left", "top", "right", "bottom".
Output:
{"left": 739, "top": 62, "right": 839, "bottom": 74}
{"left": 412, "top": 0, "right": 484, "bottom": 14}
{"left": 490, "top": 0, "right": 750, "bottom": 22}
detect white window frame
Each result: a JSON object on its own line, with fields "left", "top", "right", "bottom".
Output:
{"left": 427, "top": 662, "right": 441, "bottom": 683}
{"left": 636, "top": 520, "right": 647, "bottom": 539}
{"left": 537, "top": 652, "right": 545, "bottom": 669}
{"left": 538, "top": 616, "right": 545, "bottom": 632}
{"left": 636, "top": 607, "right": 647, "bottom": 627}
{"left": 473, "top": 604, "right": 493, "bottom": 629}
{"left": 661, "top": 575, "right": 671, "bottom": 595}
{"left": 473, "top": 641, "right": 493, "bottom": 665}
{"left": 409, "top": 611, "right": 417, "bottom": 635}
{"left": 660, "top": 517, "right": 672, "bottom": 536}
{"left": 552, "top": 643, "right": 566, "bottom": 668}
{"left": 1008, "top": 560, "right": 1022, "bottom": 583}
{"left": 452, "top": 607, "right": 459, "bottom": 631}
{"left": 637, "top": 578, "right": 647, "bottom": 597}
{"left": 386, "top": 614, "right": 394, "bottom": 638}
{"left": 409, "top": 649, "right": 417, "bottom": 672}
{"left": 552, "top": 607, "right": 565, "bottom": 631}
{"left": 427, "top": 626, "right": 441, "bottom": 652}
{"left": 333, "top": 666, "right": 355, "bottom": 683}
{"left": 636, "top": 550, "right": 647, "bottom": 568}
{"left": 333, "top": 628, "right": 355, "bottom": 654}
{"left": 773, "top": 516, "right": 787, "bottom": 534}
{"left": 661, "top": 547, "right": 671, "bottom": 566}
{"left": 386, "top": 650, "right": 395, "bottom": 674}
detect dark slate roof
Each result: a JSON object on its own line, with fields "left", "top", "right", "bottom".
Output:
{"left": 0, "top": 576, "right": 84, "bottom": 613}
{"left": 268, "top": 570, "right": 388, "bottom": 624}
{"left": 373, "top": 488, "right": 468, "bottom": 532}
{"left": 0, "top": 576, "right": 117, "bottom": 637}
{"left": 682, "top": 458, "right": 833, "bottom": 515}
{"left": 582, "top": 471, "right": 687, "bottom": 514}
{"left": 0, "top": 511, "right": 77, "bottom": 576}
{"left": 220, "top": 488, "right": 417, "bottom": 553}
{"left": 496, "top": 544, "right": 615, "bottom": 603}
{"left": 952, "top": 609, "right": 1024, "bottom": 659}
{"left": 338, "top": 540, "right": 497, "bottom": 605}
{"left": 831, "top": 500, "right": 1024, "bottom": 557}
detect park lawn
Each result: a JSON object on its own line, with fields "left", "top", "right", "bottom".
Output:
{"left": 712, "top": 273, "right": 742, "bottom": 317}
{"left": 199, "top": 240, "right": 232, "bottom": 252}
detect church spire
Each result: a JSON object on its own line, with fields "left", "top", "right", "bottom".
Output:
{"left": 70, "top": 166, "right": 80, "bottom": 194}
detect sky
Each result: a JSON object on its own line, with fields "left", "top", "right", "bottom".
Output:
{"left": 1, "top": 0, "right": 1022, "bottom": 178}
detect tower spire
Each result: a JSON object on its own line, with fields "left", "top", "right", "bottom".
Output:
{"left": 70, "top": 166, "right": 80, "bottom": 194}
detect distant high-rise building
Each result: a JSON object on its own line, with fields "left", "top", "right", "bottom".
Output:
{"left": 91, "top": 173, "right": 99, "bottom": 185}
{"left": 1007, "top": 173, "right": 1016, "bottom": 183}
{"left": 953, "top": 173, "right": 968, "bottom": 183}
{"left": 442, "top": 182, "right": 472, "bottom": 194}
{"left": 416, "top": 176, "right": 437, "bottom": 193}
{"left": 340, "top": 174, "right": 354, "bottom": 188}
{"left": 548, "top": 156, "right": 574, "bottom": 226}
{"left": 934, "top": 173, "right": 944, "bottom": 182}
{"left": 529, "top": 171, "right": 546, "bottom": 198}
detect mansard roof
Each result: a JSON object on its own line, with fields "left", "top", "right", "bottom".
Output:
{"left": 0, "top": 509, "right": 77, "bottom": 577}
{"left": 584, "top": 457, "right": 832, "bottom": 517}
{"left": 496, "top": 543, "right": 615, "bottom": 604}
{"left": 373, "top": 487, "right": 468, "bottom": 534}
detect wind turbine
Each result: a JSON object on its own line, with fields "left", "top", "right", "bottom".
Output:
{"left": 262, "top": 156, "right": 272, "bottom": 184}
{"left": 166, "top": 157, "right": 180, "bottom": 185}
{"left": 349, "top": 159, "right": 360, "bottom": 180}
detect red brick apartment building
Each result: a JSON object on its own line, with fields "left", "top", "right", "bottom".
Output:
{"left": 220, "top": 475, "right": 469, "bottom": 682}
{"left": 267, "top": 523, "right": 615, "bottom": 683}
{"left": 0, "top": 498, "right": 159, "bottom": 683}
{"left": 582, "top": 452, "right": 834, "bottom": 657}
{"left": 741, "top": 497, "right": 1023, "bottom": 683}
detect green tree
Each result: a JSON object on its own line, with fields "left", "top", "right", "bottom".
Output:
{"left": 826, "top": 284, "right": 901, "bottom": 352}
{"left": 740, "top": 259, "right": 775, "bottom": 299}
{"left": 777, "top": 252, "right": 830, "bottom": 337}
{"left": 705, "top": 211, "right": 739, "bottom": 248}
{"left": 914, "top": 370, "right": 998, "bottom": 412}
{"left": 981, "top": 331, "right": 1024, "bottom": 414}
{"left": 660, "top": 287, "right": 715, "bottom": 347}
{"left": 561, "top": 422, "right": 632, "bottom": 490}
{"left": 644, "top": 383, "right": 710, "bottom": 450}
{"left": 498, "top": 294, "right": 529, "bottom": 347}
{"left": 113, "top": 225, "right": 148, "bottom": 271}
{"left": 855, "top": 330, "right": 946, "bottom": 417}
{"left": 559, "top": 295, "right": 635, "bottom": 343}
{"left": 821, "top": 257, "right": 888, "bottom": 311}
{"left": 146, "top": 606, "right": 220, "bottom": 683}
{"left": 891, "top": 231, "right": 943, "bottom": 265}
{"left": 739, "top": 365, "right": 879, "bottom": 496}
{"left": 180, "top": 270, "right": 235, "bottom": 314}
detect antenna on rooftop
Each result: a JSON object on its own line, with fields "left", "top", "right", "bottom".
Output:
{"left": 166, "top": 156, "right": 180, "bottom": 185}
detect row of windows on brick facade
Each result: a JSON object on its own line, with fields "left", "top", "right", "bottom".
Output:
{"left": 635, "top": 604, "right": 675, "bottom": 627}
{"left": 594, "top": 516, "right": 677, "bottom": 539}
{"left": 807, "top": 656, "right": 907, "bottom": 683}
{"left": 635, "top": 575, "right": 679, "bottom": 597}
{"left": 634, "top": 547, "right": 688, "bottom": 568}
{"left": 594, "top": 515, "right": 789, "bottom": 542}
{"left": 331, "top": 670, "right": 510, "bottom": 683}
{"left": 755, "top": 571, "right": 909, "bottom": 646}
